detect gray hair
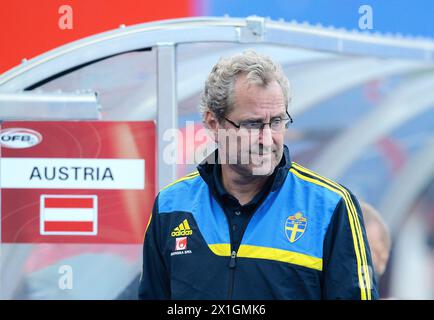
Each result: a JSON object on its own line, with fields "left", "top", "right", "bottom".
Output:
{"left": 200, "top": 50, "right": 291, "bottom": 122}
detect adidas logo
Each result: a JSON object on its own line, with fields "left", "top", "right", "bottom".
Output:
{"left": 171, "top": 219, "right": 193, "bottom": 237}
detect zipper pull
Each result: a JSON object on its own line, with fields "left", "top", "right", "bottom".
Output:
{"left": 229, "top": 250, "right": 237, "bottom": 268}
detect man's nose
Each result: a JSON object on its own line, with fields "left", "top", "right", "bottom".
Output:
{"left": 259, "top": 125, "right": 273, "bottom": 146}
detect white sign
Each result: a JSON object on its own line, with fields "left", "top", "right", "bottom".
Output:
{"left": 0, "top": 158, "right": 145, "bottom": 189}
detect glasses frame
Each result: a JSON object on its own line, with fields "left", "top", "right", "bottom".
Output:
{"left": 223, "top": 110, "right": 293, "bottom": 131}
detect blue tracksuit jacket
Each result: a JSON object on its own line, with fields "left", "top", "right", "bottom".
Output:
{"left": 139, "top": 146, "right": 378, "bottom": 300}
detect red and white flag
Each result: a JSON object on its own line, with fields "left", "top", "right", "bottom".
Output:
{"left": 40, "top": 195, "right": 98, "bottom": 235}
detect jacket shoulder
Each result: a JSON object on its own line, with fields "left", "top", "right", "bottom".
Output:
{"left": 289, "top": 162, "right": 352, "bottom": 202}
{"left": 158, "top": 171, "right": 204, "bottom": 213}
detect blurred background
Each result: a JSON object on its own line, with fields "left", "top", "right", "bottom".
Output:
{"left": 1, "top": 0, "right": 434, "bottom": 300}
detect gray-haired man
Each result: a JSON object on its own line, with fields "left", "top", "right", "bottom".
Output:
{"left": 139, "top": 50, "right": 378, "bottom": 300}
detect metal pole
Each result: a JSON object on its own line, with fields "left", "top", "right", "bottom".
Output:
{"left": 156, "top": 43, "right": 178, "bottom": 191}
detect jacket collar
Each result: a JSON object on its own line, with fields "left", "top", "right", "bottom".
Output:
{"left": 197, "top": 145, "right": 292, "bottom": 195}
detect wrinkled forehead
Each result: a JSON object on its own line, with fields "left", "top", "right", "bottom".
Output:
{"left": 231, "top": 77, "right": 286, "bottom": 118}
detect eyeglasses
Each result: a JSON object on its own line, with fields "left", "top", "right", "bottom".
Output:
{"left": 223, "top": 110, "right": 293, "bottom": 132}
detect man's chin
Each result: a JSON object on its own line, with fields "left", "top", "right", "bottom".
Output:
{"left": 250, "top": 157, "right": 276, "bottom": 176}
{"left": 251, "top": 164, "right": 274, "bottom": 176}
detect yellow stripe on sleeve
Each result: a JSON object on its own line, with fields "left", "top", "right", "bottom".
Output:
{"left": 161, "top": 171, "right": 200, "bottom": 191}
{"left": 290, "top": 163, "right": 372, "bottom": 300}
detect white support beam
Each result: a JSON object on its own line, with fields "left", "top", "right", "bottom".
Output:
{"left": 156, "top": 43, "right": 178, "bottom": 191}
{"left": 0, "top": 91, "right": 101, "bottom": 120}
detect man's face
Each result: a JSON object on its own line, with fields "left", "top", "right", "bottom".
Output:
{"left": 215, "top": 75, "right": 287, "bottom": 176}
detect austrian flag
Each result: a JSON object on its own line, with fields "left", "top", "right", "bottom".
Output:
{"left": 40, "top": 195, "right": 98, "bottom": 235}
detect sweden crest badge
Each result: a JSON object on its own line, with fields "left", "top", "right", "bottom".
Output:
{"left": 285, "top": 212, "right": 307, "bottom": 243}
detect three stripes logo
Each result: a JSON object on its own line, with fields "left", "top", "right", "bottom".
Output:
{"left": 171, "top": 219, "right": 193, "bottom": 237}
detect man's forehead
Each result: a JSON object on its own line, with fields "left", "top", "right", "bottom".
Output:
{"left": 233, "top": 80, "right": 284, "bottom": 104}
{"left": 232, "top": 94, "right": 286, "bottom": 117}
{"left": 242, "top": 109, "right": 286, "bottom": 119}
{"left": 233, "top": 75, "right": 279, "bottom": 92}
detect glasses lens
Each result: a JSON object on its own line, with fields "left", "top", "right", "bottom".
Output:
{"left": 241, "top": 122, "right": 263, "bottom": 130}
{"left": 270, "top": 119, "right": 283, "bottom": 131}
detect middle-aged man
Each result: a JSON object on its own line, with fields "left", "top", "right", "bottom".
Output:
{"left": 139, "top": 50, "right": 378, "bottom": 300}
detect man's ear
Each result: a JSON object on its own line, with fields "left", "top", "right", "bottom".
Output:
{"left": 204, "top": 111, "right": 219, "bottom": 143}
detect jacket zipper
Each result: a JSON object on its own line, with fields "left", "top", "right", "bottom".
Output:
{"left": 226, "top": 208, "right": 261, "bottom": 299}
{"left": 219, "top": 190, "right": 269, "bottom": 299}
{"left": 227, "top": 250, "right": 237, "bottom": 299}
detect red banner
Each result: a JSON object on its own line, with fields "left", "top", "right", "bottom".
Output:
{"left": 0, "top": 0, "right": 191, "bottom": 73}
